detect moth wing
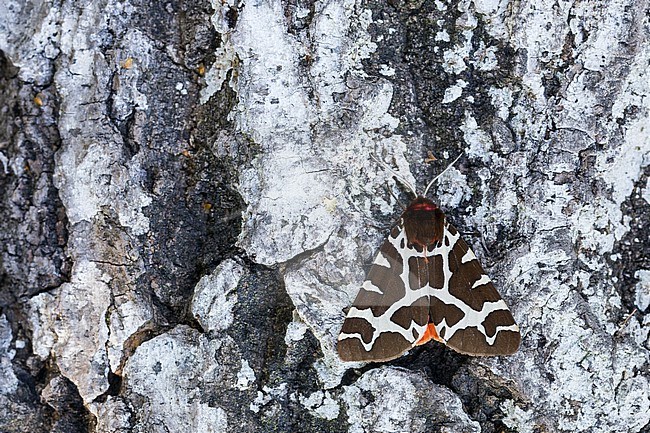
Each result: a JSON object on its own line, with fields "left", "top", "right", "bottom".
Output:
{"left": 428, "top": 223, "right": 520, "bottom": 355}
{"left": 337, "top": 223, "right": 430, "bottom": 362}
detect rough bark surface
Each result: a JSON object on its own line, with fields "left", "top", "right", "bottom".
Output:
{"left": 1, "top": 0, "right": 649, "bottom": 432}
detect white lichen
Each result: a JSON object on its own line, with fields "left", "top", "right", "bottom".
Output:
{"left": 122, "top": 326, "right": 229, "bottom": 432}
{"left": 236, "top": 359, "right": 256, "bottom": 390}
{"left": 191, "top": 259, "right": 244, "bottom": 332}
{"left": 0, "top": 315, "right": 18, "bottom": 396}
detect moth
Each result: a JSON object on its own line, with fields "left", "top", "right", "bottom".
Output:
{"left": 338, "top": 157, "right": 520, "bottom": 362}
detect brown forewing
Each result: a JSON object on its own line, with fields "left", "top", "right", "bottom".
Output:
{"left": 337, "top": 224, "right": 429, "bottom": 362}
{"left": 430, "top": 223, "right": 520, "bottom": 355}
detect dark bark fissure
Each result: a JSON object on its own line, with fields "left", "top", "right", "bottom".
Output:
{"left": 0, "top": 47, "right": 82, "bottom": 432}
{"left": 40, "top": 371, "right": 97, "bottom": 433}
{"left": 220, "top": 262, "right": 349, "bottom": 432}
{"left": 614, "top": 165, "right": 650, "bottom": 318}
{"left": 0, "top": 52, "right": 70, "bottom": 306}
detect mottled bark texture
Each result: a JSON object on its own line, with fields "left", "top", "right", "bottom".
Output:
{"left": 1, "top": 0, "right": 648, "bottom": 432}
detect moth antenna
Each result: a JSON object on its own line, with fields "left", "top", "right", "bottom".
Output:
{"left": 370, "top": 154, "right": 417, "bottom": 198}
{"left": 384, "top": 182, "right": 406, "bottom": 210}
{"left": 423, "top": 152, "right": 463, "bottom": 197}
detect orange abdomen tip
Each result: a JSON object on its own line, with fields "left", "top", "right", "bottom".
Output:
{"left": 416, "top": 323, "right": 444, "bottom": 346}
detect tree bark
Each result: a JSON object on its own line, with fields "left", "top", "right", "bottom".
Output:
{"left": 1, "top": 0, "right": 648, "bottom": 432}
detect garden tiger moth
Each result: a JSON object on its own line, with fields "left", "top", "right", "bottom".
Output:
{"left": 337, "top": 156, "right": 520, "bottom": 362}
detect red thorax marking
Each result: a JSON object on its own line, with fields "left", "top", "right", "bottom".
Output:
{"left": 408, "top": 202, "right": 437, "bottom": 212}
